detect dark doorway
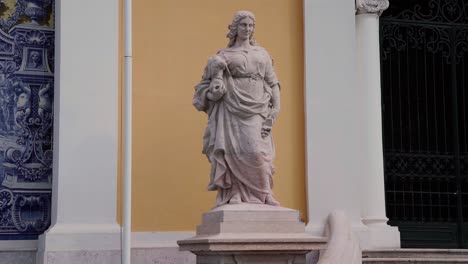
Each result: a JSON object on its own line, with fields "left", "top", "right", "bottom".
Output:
{"left": 380, "top": 0, "right": 468, "bottom": 248}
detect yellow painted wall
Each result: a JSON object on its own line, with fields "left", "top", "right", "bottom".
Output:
{"left": 128, "top": 0, "right": 305, "bottom": 231}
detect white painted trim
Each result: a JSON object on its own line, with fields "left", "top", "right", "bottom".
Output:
{"left": 0, "top": 232, "right": 195, "bottom": 252}
{"left": 0, "top": 240, "right": 37, "bottom": 251}
{"left": 38, "top": 225, "right": 121, "bottom": 251}
{"left": 355, "top": 11, "right": 400, "bottom": 249}
{"left": 48, "top": 0, "right": 119, "bottom": 230}
{"left": 122, "top": 1, "right": 133, "bottom": 263}
{"left": 37, "top": 0, "right": 121, "bottom": 261}
{"left": 303, "top": 0, "right": 367, "bottom": 236}
{"left": 42, "top": 223, "right": 121, "bottom": 234}
{"left": 35, "top": 231, "right": 195, "bottom": 251}
{"left": 132, "top": 232, "right": 195, "bottom": 248}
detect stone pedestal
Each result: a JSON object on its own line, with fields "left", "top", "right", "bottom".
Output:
{"left": 178, "top": 204, "right": 327, "bottom": 264}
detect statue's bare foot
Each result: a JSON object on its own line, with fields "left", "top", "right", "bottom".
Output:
{"left": 265, "top": 194, "right": 280, "bottom": 206}
{"left": 229, "top": 193, "right": 242, "bottom": 204}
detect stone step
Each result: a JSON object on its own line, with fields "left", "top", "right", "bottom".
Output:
{"left": 363, "top": 249, "right": 468, "bottom": 264}
{"left": 363, "top": 258, "right": 468, "bottom": 263}
{"left": 363, "top": 249, "right": 468, "bottom": 259}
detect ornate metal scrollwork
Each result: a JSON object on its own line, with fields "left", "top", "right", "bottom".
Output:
{"left": 385, "top": 152, "right": 457, "bottom": 177}
{"left": 380, "top": 22, "right": 453, "bottom": 62}
{"left": 384, "top": 0, "right": 468, "bottom": 25}
{"left": 381, "top": 0, "right": 468, "bottom": 248}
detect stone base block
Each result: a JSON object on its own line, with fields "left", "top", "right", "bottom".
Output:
{"left": 36, "top": 223, "right": 121, "bottom": 264}
{"left": 361, "top": 219, "right": 400, "bottom": 249}
{"left": 132, "top": 247, "right": 195, "bottom": 264}
{"left": 40, "top": 250, "right": 121, "bottom": 264}
{"left": 197, "top": 204, "right": 305, "bottom": 235}
{"left": 196, "top": 252, "right": 306, "bottom": 264}
{"left": 179, "top": 234, "right": 325, "bottom": 264}
{"left": 178, "top": 203, "right": 327, "bottom": 264}
{"left": 0, "top": 251, "right": 36, "bottom": 264}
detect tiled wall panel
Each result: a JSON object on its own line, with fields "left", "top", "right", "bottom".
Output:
{"left": 0, "top": 0, "right": 54, "bottom": 239}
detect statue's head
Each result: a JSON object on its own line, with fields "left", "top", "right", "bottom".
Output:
{"left": 227, "top": 11, "right": 256, "bottom": 47}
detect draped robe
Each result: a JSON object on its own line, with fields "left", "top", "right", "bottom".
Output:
{"left": 193, "top": 46, "right": 280, "bottom": 206}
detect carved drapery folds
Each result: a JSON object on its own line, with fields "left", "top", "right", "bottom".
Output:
{"left": 356, "top": 0, "right": 390, "bottom": 15}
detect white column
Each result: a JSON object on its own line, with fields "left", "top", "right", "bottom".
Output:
{"left": 36, "top": 0, "right": 121, "bottom": 263}
{"left": 304, "top": 0, "right": 368, "bottom": 239}
{"left": 356, "top": 0, "right": 400, "bottom": 249}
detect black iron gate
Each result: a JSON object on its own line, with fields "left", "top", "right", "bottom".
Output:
{"left": 380, "top": 0, "right": 468, "bottom": 248}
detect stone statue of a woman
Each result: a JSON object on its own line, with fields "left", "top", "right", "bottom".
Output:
{"left": 193, "top": 11, "right": 281, "bottom": 207}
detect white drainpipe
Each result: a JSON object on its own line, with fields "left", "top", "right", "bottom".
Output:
{"left": 122, "top": 0, "right": 133, "bottom": 263}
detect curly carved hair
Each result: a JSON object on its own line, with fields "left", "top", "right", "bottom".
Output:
{"left": 226, "top": 11, "right": 257, "bottom": 48}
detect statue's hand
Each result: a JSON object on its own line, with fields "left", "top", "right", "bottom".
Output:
{"left": 261, "top": 118, "right": 273, "bottom": 138}
{"left": 207, "top": 78, "right": 226, "bottom": 101}
{"left": 269, "top": 108, "right": 279, "bottom": 123}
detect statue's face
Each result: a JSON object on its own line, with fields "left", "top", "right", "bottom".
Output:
{"left": 237, "top": 17, "right": 254, "bottom": 41}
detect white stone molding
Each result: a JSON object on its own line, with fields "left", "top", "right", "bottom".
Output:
{"left": 132, "top": 232, "right": 195, "bottom": 248}
{"left": 0, "top": 240, "right": 38, "bottom": 264}
{"left": 355, "top": 1, "right": 400, "bottom": 249}
{"left": 0, "top": 240, "right": 37, "bottom": 251}
{"left": 36, "top": 0, "right": 121, "bottom": 263}
{"left": 178, "top": 204, "right": 326, "bottom": 264}
{"left": 304, "top": 0, "right": 399, "bottom": 250}
{"left": 133, "top": 232, "right": 196, "bottom": 264}
{"left": 303, "top": 0, "right": 368, "bottom": 241}
{"left": 356, "top": 0, "right": 389, "bottom": 15}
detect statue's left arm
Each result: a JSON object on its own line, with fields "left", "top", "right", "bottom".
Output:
{"left": 269, "top": 84, "right": 280, "bottom": 122}
{"left": 264, "top": 52, "right": 280, "bottom": 122}
{"left": 261, "top": 53, "right": 281, "bottom": 138}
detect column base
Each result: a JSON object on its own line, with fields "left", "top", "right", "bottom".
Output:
{"left": 306, "top": 218, "right": 399, "bottom": 250}
{"left": 361, "top": 218, "right": 400, "bottom": 249}
{"left": 36, "top": 223, "right": 121, "bottom": 264}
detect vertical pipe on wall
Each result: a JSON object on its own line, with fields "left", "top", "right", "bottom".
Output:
{"left": 123, "top": 0, "right": 133, "bottom": 263}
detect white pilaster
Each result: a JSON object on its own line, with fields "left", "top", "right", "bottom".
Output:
{"left": 356, "top": 0, "right": 400, "bottom": 249}
{"left": 304, "top": 0, "right": 368, "bottom": 238}
{"left": 37, "top": 0, "right": 121, "bottom": 263}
